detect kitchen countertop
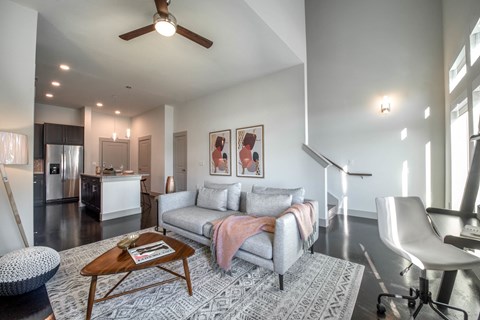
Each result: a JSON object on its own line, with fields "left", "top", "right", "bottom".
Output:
{"left": 81, "top": 173, "right": 143, "bottom": 181}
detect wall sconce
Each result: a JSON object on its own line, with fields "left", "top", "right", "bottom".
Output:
{"left": 126, "top": 128, "right": 131, "bottom": 139}
{"left": 381, "top": 96, "right": 391, "bottom": 114}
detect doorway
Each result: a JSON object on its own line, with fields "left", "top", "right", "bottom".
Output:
{"left": 173, "top": 131, "right": 187, "bottom": 191}
{"left": 138, "top": 136, "right": 152, "bottom": 193}
{"left": 100, "top": 138, "right": 130, "bottom": 171}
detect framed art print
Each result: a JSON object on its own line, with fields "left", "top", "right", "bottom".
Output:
{"left": 209, "top": 129, "right": 231, "bottom": 176}
{"left": 236, "top": 125, "right": 264, "bottom": 178}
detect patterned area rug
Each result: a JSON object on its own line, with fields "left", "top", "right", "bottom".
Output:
{"left": 46, "top": 229, "right": 364, "bottom": 320}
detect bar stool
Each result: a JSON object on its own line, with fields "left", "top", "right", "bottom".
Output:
{"left": 140, "top": 177, "right": 150, "bottom": 209}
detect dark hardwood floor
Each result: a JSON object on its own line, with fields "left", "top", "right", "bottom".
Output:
{"left": 1, "top": 198, "right": 479, "bottom": 320}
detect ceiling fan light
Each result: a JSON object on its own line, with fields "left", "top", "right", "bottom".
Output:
{"left": 154, "top": 12, "right": 177, "bottom": 37}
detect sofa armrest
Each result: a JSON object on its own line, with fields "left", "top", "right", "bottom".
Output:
{"left": 273, "top": 213, "right": 303, "bottom": 274}
{"left": 272, "top": 200, "right": 319, "bottom": 275}
{"left": 157, "top": 191, "right": 197, "bottom": 225}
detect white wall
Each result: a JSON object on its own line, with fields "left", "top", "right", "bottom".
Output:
{"left": 35, "top": 103, "right": 83, "bottom": 126}
{"left": 244, "top": 0, "right": 306, "bottom": 63}
{"left": 0, "top": 1, "right": 37, "bottom": 254}
{"left": 164, "top": 105, "right": 174, "bottom": 179}
{"left": 174, "top": 65, "right": 326, "bottom": 215}
{"left": 306, "top": 0, "right": 445, "bottom": 214}
{"left": 89, "top": 111, "right": 131, "bottom": 172}
{"left": 131, "top": 106, "right": 165, "bottom": 193}
{"left": 442, "top": 0, "right": 480, "bottom": 208}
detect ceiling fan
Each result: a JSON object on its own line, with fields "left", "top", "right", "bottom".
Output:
{"left": 119, "top": 0, "right": 213, "bottom": 49}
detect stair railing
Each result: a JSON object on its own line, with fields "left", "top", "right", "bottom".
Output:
{"left": 302, "top": 144, "right": 372, "bottom": 178}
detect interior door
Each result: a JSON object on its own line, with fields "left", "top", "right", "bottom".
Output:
{"left": 100, "top": 139, "right": 130, "bottom": 171}
{"left": 138, "top": 136, "right": 151, "bottom": 193}
{"left": 174, "top": 132, "right": 187, "bottom": 191}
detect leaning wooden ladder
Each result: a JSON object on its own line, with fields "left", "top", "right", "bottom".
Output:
{"left": 0, "top": 163, "right": 29, "bottom": 247}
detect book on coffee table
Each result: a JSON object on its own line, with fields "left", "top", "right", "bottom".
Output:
{"left": 128, "top": 240, "right": 175, "bottom": 264}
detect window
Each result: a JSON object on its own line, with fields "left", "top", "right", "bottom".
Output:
{"left": 450, "top": 98, "right": 469, "bottom": 209}
{"left": 473, "top": 84, "right": 480, "bottom": 134}
{"left": 449, "top": 47, "right": 467, "bottom": 93}
{"left": 470, "top": 18, "right": 480, "bottom": 66}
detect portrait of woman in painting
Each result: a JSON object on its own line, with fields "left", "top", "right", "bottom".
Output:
{"left": 212, "top": 136, "right": 228, "bottom": 173}
{"left": 239, "top": 133, "right": 259, "bottom": 174}
{"left": 209, "top": 130, "right": 231, "bottom": 176}
{"left": 236, "top": 125, "right": 264, "bottom": 178}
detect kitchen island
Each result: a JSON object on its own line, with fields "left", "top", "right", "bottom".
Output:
{"left": 80, "top": 173, "right": 142, "bottom": 221}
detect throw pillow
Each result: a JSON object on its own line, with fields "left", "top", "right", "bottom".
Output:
{"left": 246, "top": 192, "right": 292, "bottom": 217}
{"left": 204, "top": 181, "right": 241, "bottom": 211}
{"left": 197, "top": 187, "right": 228, "bottom": 212}
{"left": 252, "top": 185, "right": 305, "bottom": 204}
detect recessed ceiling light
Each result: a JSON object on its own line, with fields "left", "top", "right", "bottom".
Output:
{"left": 96, "top": 102, "right": 103, "bottom": 107}
{"left": 59, "top": 64, "right": 70, "bottom": 71}
{"left": 51, "top": 81, "right": 60, "bottom": 87}
{"left": 115, "top": 110, "right": 121, "bottom": 115}
{"left": 45, "top": 93, "right": 53, "bottom": 98}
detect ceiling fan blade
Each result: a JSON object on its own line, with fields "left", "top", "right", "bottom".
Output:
{"left": 119, "top": 24, "right": 156, "bottom": 41}
{"left": 176, "top": 25, "right": 213, "bottom": 49}
{"left": 154, "top": 0, "right": 169, "bottom": 15}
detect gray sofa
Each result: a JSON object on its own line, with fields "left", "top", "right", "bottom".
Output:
{"left": 157, "top": 189, "right": 318, "bottom": 290}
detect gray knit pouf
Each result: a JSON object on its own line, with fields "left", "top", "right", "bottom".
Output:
{"left": 0, "top": 246, "right": 60, "bottom": 296}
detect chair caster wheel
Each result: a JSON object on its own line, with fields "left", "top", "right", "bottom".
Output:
{"left": 377, "top": 303, "right": 386, "bottom": 314}
{"left": 408, "top": 299, "right": 416, "bottom": 308}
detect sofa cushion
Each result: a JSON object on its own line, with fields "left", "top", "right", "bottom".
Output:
{"left": 197, "top": 187, "right": 228, "bottom": 211}
{"left": 204, "top": 182, "right": 241, "bottom": 211}
{"left": 241, "top": 232, "right": 274, "bottom": 260}
{"left": 246, "top": 192, "right": 292, "bottom": 217}
{"left": 163, "top": 206, "right": 233, "bottom": 235}
{"left": 252, "top": 185, "right": 305, "bottom": 204}
{"left": 202, "top": 224, "right": 273, "bottom": 260}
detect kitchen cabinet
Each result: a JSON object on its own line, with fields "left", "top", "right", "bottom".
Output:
{"left": 44, "top": 123, "right": 84, "bottom": 145}
{"left": 80, "top": 174, "right": 141, "bottom": 221}
{"left": 64, "top": 125, "right": 84, "bottom": 145}
{"left": 34, "top": 174, "right": 45, "bottom": 206}
{"left": 44, "top": 123, "right": 63, "bottom": 144}
{"left": 81, "top": 176, "right": 101, "bottom": 213}
{"left": 34, "top": 124, "right": 44, "bottom": 159}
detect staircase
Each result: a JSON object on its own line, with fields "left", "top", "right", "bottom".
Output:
{"left": 302, "top": 144, "right": 372, "bottom": 226}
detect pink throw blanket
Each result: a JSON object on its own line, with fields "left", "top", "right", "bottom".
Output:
{"left": 281, "top": 202, "right": 316, "bottom": 246}
{"left": 210, "top": 215, "right": 275, "bottom": 272}
{"left": 210, "top": 202, "right": 316, "bottom": 273}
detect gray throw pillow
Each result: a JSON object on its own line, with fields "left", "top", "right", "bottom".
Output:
{"left": 197, "top": 187, "right": 228, "bottom": 212}
{"left": 204, "top": 181, "right": 241, "bottom": 211}
{"left": 252, "top": 185, "right": 305, "bottom": 204}
{"left": 246, "top": 192, "right": 292, "bottom": 217}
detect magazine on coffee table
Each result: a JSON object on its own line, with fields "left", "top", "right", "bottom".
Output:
{"left": 128, "top": 240, "right": 175, "bottom": 264}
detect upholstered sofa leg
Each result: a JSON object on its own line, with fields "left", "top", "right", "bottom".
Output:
{"left": 310, "top": 245, "right": 314, "bottom": 254}
{"left": 163, "top": 228, "right": 166, "bottom": 235}
{"left": 279, "top": 274, "right": 284, "bottom": 290}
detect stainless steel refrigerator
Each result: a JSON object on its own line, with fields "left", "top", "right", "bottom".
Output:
{"left": 46, "top": 144, "right": 84, "bottom": 202}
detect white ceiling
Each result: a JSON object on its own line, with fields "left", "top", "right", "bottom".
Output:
{"left": 12, "top": 0, "right": 302, "bottom": 117}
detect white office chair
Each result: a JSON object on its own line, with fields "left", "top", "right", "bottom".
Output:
{"left": 375, "top": 196, "right": 480, "bottom": 320}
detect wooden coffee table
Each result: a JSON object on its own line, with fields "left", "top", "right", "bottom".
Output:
{"left": 80, "top": 232, "right": 195, "bottom": 320}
